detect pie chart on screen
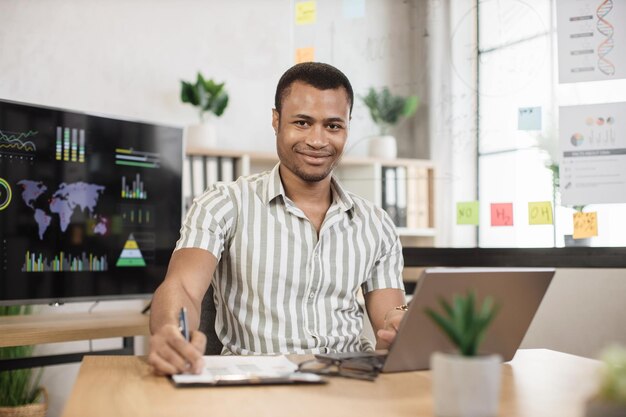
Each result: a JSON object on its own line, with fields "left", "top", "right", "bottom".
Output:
{"left": 571, "top": 133, "right": 584, "bottom": 146}
{"left": 0, "top": 177, "right": 11, "bottom": 210}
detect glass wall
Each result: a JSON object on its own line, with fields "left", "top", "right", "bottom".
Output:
{"left": 477, "top": 0, "right": 626, "bottom": 248}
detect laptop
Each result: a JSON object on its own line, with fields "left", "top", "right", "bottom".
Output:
{"left": 318, "top": 267, "right": 555, "bottom": 373}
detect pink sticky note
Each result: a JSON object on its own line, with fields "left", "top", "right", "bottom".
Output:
{"left": 491, "top": 203, "right": 514, "bottom": 226}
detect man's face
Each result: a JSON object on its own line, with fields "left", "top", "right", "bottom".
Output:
{"left": 272, "top": 81, "right": 350, "bottom": 183}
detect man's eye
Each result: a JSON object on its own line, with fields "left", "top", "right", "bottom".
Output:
{"left": 294, "top": 120, "right": 309, "bottom": 127}
{"left": 328, "top": 124, "right": 343, "bottom": 130}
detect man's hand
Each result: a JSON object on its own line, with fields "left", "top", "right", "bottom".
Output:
{"left": 148, "top": 324, "right": 207, "bottom": 375}
{"left": 376, "top": 308, "right": 406, "bottom": 350}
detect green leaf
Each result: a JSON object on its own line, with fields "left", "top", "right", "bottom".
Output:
{"left": 0, "top": 306, "right": 41, "bottom": 406}
{"left": 211, "top": 94, "right": 229, "bottom": 117}
{"left": 425, "top": 308, "right": 463, "bottom": 349}
{"left": 438, "top": 296, "right": 454, "bottom": 318}
{"left": 425, "top": 291, "right": 500, "bottom": 357}
{"left": 179, "top": 72, "right": 229, "bottom": 121}
{"left": 402, "top": 96, "right": 419, "bottom": 117}
{"left": 180, "top": 81, "right": 195, "bottom": 105}
{"left": 360, "top": 86, "right": 419, "bottom": 132}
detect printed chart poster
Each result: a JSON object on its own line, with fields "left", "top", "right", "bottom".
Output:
{"left": 559, "top": 102, "right": 626, "bottom": 205}
{"left": 556, "top": 0, "right": 626, "bottom": 83}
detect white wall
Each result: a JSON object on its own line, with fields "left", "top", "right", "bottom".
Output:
{"left": 521, "top": 268, "right": 626, "bottom": 358}
{"left": 0, "top": 0, "right": 426, "bottom": 157}
{"left": 0, "top": 0, "right": 291, "bottom": 151}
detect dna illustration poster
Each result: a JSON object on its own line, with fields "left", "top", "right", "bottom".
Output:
{"left": 557, "top": 0, "right": 626, "bottom": 83}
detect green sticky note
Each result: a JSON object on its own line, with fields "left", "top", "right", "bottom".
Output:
{"left": 528, "top": 201, "right": 553, "bottom": 225}
{"left": 457, "top": 202, "right": 479, "bottom": 225}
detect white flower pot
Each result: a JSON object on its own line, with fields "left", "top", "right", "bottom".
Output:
{"left": 431, "top": 352, "right": 502, "bottom": 417}
{"left": 367, "top": 135, "right": 397, "bottom": 159}
{"left": 185, "top": 122, "right": 217, "bottom": 151}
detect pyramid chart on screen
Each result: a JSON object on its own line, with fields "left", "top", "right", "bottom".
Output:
{"left": 116, "top": 233, "right": 146, "bottom": 267}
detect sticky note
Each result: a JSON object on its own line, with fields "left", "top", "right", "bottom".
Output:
{"left": 573, "top": 212, "right": 598, "bottom": 239}
{"left": 457, "top": 201, "right": 479, "bottom": 225}
{"left": 528, "top": 201, "right": 553, "bottom": 225}
{"left": 491, "top": 203, "right": 514, "bottom": 226}
{"left": 296, "top": 1, "right": 316, "bottom": 25}
{"left": 342, "top": 0, "right": 365, "bottom": 19}
{"left": 295, "top": 47, "right": 315, "bottom": 64}
{"left": 518, "top": 107, "right": 542, "bottom": 130}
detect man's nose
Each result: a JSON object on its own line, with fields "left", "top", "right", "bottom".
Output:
{"left": 305, "top": 124, "right": 328, "bottom": 148}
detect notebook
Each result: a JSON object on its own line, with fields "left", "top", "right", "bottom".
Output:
{"left": 171, "top": 355, "right": 325, "bottom": 387}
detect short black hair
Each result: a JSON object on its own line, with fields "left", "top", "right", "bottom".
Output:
{"left": 274, "top": 62, "right": 354, "bottom": 116}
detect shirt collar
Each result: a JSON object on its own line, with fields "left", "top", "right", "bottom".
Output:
{"left": 263, "top": 163, "right": 355, "bottom": 212}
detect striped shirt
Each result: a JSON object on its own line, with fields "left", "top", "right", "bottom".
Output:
{"left": 175, "top": 163, "right": 404, "bottom": 355}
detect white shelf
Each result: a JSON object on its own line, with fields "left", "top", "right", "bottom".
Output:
{"left": 397, "top": 227, "right": 436, "bottom": 237}
{"left": 184, "top": 148, "right": 436, "bottom": 242}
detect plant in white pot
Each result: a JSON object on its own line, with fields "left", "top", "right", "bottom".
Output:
{"left": 426, "top": 291, "right": 501, "bottom": 417}
{"left": 585, "top": 344, "right": 626, "bottom": 417}
{"left": 180, "top": 72, "right": 229, "bottom": 150}
{"left": 537, "top": 135, "right": 588, "bottom": 246}
{"left": 0, "top": 306, "right": 47, "bottom": 417}
{"left": 360, "top": 87, "right": 418, "bottom": 159}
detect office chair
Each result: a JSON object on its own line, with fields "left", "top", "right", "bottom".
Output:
{"left": 199, "top": 285, "right": 224, "bottom": 355}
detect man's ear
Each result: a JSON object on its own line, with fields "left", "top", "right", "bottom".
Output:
{"left": 272, "top": 109, "right": 279, "bottom": 134}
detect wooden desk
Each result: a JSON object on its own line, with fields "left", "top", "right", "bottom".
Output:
{"left": 62, "top": 349, "right": 600, "bottom": 417}
{"left": 0, "top": 311, "right": 149, "bottom": 370}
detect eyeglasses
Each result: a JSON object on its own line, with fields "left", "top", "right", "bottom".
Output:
{"left": 297, "top": 356, "right": 383, "bottom": 381}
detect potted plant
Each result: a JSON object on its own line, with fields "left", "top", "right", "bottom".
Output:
{"left": 180, "top": 72, "right": 229, "bottom": 150}
{"left": 538, "top": 137, "right": 589, "bottom": 246}
{"left": 360, "top": 87, "right": 418, "bottom": 159}
{"left": 0, "top": 306, "right": 47, "bottom": 417}
{"left": 426, "top": 291, "right": 501, "bottom": 417}
{"left": 585, "top": 344, "right": 626, "bottom": 417}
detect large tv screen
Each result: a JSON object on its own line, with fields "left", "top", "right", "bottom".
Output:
{"left": 0, "top": 99, "right": 183, "bottom": 305}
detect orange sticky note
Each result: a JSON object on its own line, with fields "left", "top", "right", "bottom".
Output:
{"left": 528, "top": 201, "right": 553, "bottom": 225}
{"left": 573, "top": 212, "right": 598, "bottom": 239}
{"left": 295, "top": 47, "right": 315, "bottom": 64}
{"left": 491, "top": 203, "right": 513, "bottom": 226}
{"left": 295, "top": 1, "right": 316, "bottom": 25}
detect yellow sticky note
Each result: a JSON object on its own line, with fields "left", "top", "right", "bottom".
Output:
{"left": 573, "top": 212, "right": 598, "bottom": 239}
{"left": 528, "top": 201, "right": 553, "bottom": 225}
{"left": 295, "top": 47, "right": 315, "bottom": 64}
{"left": 296, "top": 1, "right": 316, "bottom": 25}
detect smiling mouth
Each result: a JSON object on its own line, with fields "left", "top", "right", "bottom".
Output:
{"left": 298, "top": 151, "right": 332, "bottom": 158}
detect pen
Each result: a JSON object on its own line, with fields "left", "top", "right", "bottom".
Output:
{"left": 179, "top": 307, "right": 190, "bottom": 342}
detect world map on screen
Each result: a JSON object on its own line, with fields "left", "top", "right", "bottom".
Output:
{"left": 17, "top": 180, "right": 107, "bottom": 240}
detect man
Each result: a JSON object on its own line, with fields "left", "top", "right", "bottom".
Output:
{"left": 149, "top": 62, "right": 407, "bottom": 375}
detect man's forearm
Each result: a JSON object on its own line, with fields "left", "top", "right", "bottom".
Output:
{"left": 149, "top": 279, "right": 202, "bottom": 334}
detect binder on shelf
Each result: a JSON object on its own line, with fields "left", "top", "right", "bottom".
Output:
{"left": 220, "top": 157, "right": 235, "bottom": 182}
{"left": 382, "top": 166, "right": 398, "bottom": 225}
{"left": 395, "top": 166, "right": 408, "bottom": 228}
{"left": 205, "top": 156, "right": 219, "bottom": 188}
{"left": 406, "top": 166, "right": 419, "bottom": 229}
{"left": 191, "top": 155, "right": 206, "bottom": 198}
{"left": 415, "top": 167, "right": 430, "bottom": 229}
{"left": 183, "top": 156, "right": 193, "bottom": 211}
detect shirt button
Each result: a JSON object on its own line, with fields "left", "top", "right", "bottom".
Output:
{"left": 309, "top": 293, "right": 314, "bottom": 299}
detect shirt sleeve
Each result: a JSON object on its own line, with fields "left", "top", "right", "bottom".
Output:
{"left": 174, "top": 184, "right": 237, "bottom": 261}
{"left": 361, "top": 210, "right": 405, "bottom": 294}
